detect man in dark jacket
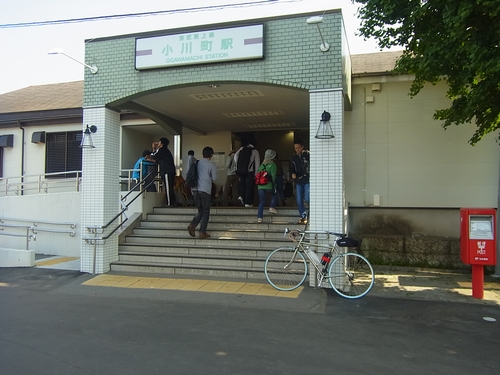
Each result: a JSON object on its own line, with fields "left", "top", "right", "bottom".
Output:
{"left": 153, "top": 137, "right": 176, "bottom": 206}
{"left": 290, "top": 140, "right": 310, "bottom": 224}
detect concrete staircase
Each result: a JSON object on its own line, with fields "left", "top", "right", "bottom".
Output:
{"left": 111, "top": 206, "right": 304, "bottom": 280}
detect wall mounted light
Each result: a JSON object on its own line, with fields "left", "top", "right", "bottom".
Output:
{"left": 306, "top": 16, "right": 330, "bottom": 52}
{"left": 315, "top": 111, "right": 334, "bottom": 139}
{"left": 48, "top": 48, "right": 98, "bottom": 74}
{"left": 80, "top": 125, "right": 97, "bottom": 148}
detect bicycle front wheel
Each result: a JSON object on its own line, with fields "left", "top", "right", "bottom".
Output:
{"left": 264, "top": 247, "right": 308, "bottom": 291}
{"left": 328, "top": 252, "right": 374, "bottom": 299}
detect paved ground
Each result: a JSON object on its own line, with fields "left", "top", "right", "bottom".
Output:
{"left": 1, "top": 266, "right": 499, "bottom": 375}
{"left": 34, "top": 255, "right": 500, "bottom": 306}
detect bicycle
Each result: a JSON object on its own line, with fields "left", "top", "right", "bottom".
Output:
{"left": 264, "top": 228, "right": 375, "bottom": 299}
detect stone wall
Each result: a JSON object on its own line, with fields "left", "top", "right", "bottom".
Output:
{"left": 353, "top": 234, "right": 464, "bottom": 269}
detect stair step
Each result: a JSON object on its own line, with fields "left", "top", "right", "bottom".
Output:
{"left": 119, "top": 243, "right": 275, "bottom": 257}
{"left": 118, "top": 252, "right": 266, "bottom": 268}
{"left": 133, "top": 227, "right": 289, "bottom": 239}
{"left": 110, "top": 261, "right": 268, "bottom": 280}
{"left": 114, "top": 206, "right": 301, "bottom": 280}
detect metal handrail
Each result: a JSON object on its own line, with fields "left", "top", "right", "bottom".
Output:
{"left": 83, "top": 173, "right": 159, "bottom": 274}
{"left": 84, "top": 173, "right": 158, "bottom": 238}
{"left": 0, "top": 166, "right": 160, "bottom": 197}
{"left": 0, "top": 219, "right": 77, "bottom": 250}
{"left": 0, "top": 226, "right": 36, "bottom": 250}
{"left": 0, "top": 171, "right": 82, "bottom": 196}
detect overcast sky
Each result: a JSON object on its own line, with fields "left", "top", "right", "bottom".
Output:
{"left": 0, "top": 0, "right": 386, "bottom": 95}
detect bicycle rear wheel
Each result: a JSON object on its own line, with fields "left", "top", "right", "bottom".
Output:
{"left": 264, "top": 247, "right": 308, "bottom": 291}
{"left": 328, "top": 252, "right": 374, "bottom": 299}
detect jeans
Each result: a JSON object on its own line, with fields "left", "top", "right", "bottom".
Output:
{"left": 191, "top": 191, "right": 212, "bottom": 233}
{"left": 258, "top": 188, "right": 277, "bottom": 219}
{"left": 295, "top": 183, "right": 309, "bottom": 218}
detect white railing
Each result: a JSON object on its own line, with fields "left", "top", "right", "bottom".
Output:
{"left": 0, "top": 164, "right": 161, "bottom": 197}
{"left": 0, "top": 218, "right": 76, "bottom": 250}
{"left": 0, "top": 171, "right": 82, "bottom": 197}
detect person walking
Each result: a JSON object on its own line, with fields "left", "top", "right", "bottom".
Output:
{"left": 222, "top": 150, "right": 239, "bottom": 206}
{"left": 290, "top": 140, "right": 310, "bottom": 224}
{"left": 256, "top": 149, "right": 278, "bottom": 223}
{"left": 186, "top": 150, "right": 197, "bottom": 177}
{"left": 152, "top": 137, "right": 176, "bottom": 206}
{"left": 187, "top": 146, "right": 218, "bottom": 239}
{"left": 234, "top": 139, "right": 260, "bottom": 207}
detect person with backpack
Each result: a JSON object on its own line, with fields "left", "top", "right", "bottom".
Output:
{"left": 234, "top": 139, "right": 260, "bottom": 207}
{"left": 290, "top": 139, "right": 310, "bottom": 224}
{"left": 256, "top": 149, "right": 278, "bottom": 223}
{"left": 187, "top": 146, "right": 217, "bottom": 239}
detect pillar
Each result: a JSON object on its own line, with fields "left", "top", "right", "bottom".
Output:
{"left": 80, "top": 106, "right": 121, "bottom": 273}
{"left": 308, "top": 89, "right": 345, "bottom": 286}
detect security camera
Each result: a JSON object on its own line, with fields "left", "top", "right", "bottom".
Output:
{"left": 306, "top": 16, "right": 324, "bottom": 25}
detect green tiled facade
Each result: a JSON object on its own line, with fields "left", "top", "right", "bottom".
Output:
{"left": 83, "top": 11, "right": 344, "bottom": 107}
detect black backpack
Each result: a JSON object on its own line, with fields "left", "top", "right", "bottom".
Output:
{"left": 236, "top": 146, "right": 253, "bottom": 175}
{"left": 185, "top": 161, "right": 198, "bottom": 188}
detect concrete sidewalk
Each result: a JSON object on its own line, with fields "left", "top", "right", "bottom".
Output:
{"left": 371, "top": 266, "right": 500, "bottom": 306}
{"left": 31, "top": 255, "right": 500, "bottom": 306}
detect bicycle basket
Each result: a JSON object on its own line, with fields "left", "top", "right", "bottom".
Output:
{"left": 337, "top": 237, "right": 359, "bottom": 247}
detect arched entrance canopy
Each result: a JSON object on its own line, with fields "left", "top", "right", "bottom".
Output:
{"left": 109, "top": 82, "right": 311, "bottom": 136}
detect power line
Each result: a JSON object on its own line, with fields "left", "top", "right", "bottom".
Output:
{"left": 0, "top": 0, "right": 286, "bottom": 29}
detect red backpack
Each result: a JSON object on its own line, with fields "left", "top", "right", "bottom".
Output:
{"left": 255, "top": 164, "right": 270, "bottom": 185}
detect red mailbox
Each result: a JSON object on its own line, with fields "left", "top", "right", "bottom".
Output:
{"left": 460, "top": 208, "right": 497, "bottom": 299}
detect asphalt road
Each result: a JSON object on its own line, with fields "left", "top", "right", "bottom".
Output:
{"left": 1, "top": 268, "right": 499, "bottom": 375}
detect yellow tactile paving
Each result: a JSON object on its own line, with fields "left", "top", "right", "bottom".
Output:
{"left": 217, "top": 281, "right": 246, "bottom": 294}
{"left": 161, "top": 279, "right": 195, "bottom": 290}
{"left": 197, "top": 281, "right": 228, "bottom": 292}
{"left": 35, "top": 257, "right": 78, "bottom": 267}
{"left": 82, "top": 275, "right": 302, "bottom": 298}
{"left": 237, "top": 283, "right": 266, "bottom": 295}
{"left": 277, "top": 288, "right": 303, "bottom": 298}
{"left": 179, "top": 279, "right": 211, "bottom": 291}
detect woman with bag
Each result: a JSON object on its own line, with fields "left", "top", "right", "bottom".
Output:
{"left": 256, "top": 149, "right": 278, "bottom": 223}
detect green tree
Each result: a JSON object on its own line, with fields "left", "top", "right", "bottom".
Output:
{"left": 354, "top": 0, "right": 500, "bottom": 144}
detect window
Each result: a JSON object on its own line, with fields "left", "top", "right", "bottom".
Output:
{"left": 0, "top": 147, "right": 3, "bottom": 178}
{"left": 45, "top": 131, "right": 82, "bottom": 178}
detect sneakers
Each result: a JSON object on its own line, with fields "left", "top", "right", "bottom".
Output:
{"left": 268, "top": 207, "right": 277, "bottom": 214}
{"left": 245, "top": 204, "right": 253, "bottom": 208}
{"left": 187, "top": 224, "right": 196, "bottom": 237}
{"left": 257, "top": 218, "right": 263, "bottom": 223}
{"left": 298, "top": 217, "right": 308, "bottom": 225}
{"left": 238, "top": 196, "right": 244, "bottom": 206}
{"left": 199, "top": 232, "right": 211, "bottom": 239}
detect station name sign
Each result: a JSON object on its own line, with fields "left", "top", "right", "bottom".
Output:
{"left": 135, "top": 24, "right": 264, "bottom": 70}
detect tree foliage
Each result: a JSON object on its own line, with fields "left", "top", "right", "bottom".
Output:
{"left": 354, "top": 0, "right": 500, "bottom": 144}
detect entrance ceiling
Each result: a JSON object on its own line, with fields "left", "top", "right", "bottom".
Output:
{"left": 123, "top": 83, "right": 310, "bottom": 135}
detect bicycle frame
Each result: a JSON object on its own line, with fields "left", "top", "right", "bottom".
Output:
{"left": 284, "top": 229, "right": 345, "bottom": 288}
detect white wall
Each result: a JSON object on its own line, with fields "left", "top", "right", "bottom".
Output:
{"left": 344, "top": 77, "right": 499, "bottom": 208}
{"left": 0, "top": 192, "right": 81, "bottom": 256}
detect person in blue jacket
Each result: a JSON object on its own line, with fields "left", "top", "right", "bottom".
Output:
{"left": 132, "top": 150, "right": 156, "bottom": 191}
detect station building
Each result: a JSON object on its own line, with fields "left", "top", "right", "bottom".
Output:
{"left": 0, "top": 8, "right": 498, "bottom": 273}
